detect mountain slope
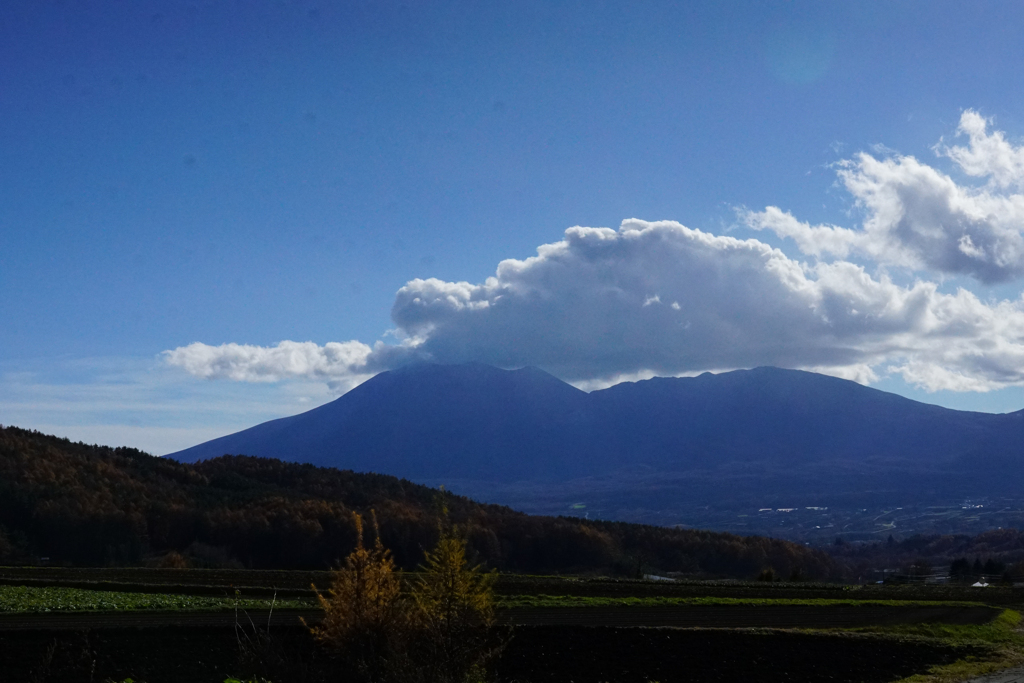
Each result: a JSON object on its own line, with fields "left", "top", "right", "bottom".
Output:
{"left": 588, "top": 367, "right": 1022, "bottom": 469}
{"left": 169, "top": 364, "right": 1024, "bottom": 489}
{"left": 172, "top": 362, "right": 598, "bottom": 480}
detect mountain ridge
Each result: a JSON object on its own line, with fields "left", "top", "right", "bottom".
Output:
{"left": 169, "top": 363, "right": 1024, "bottom": 469}
{"left": 167, "top": 364, "right": 1024, "bottom": 533}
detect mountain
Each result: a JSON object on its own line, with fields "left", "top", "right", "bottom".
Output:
{"left": 172, "top": 362, "right": 596, "bottom": 481}
{"left": 588, "top": 368, "right": 1023, "bottom": 470}
{"left": 167, "top": 364, "right": 1024, "bottom": 536}
{"left": 0, "top": 425, "right": 836, "bottom": 579}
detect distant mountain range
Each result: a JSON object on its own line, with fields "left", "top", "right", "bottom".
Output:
{"left": 168, "top": 364, "right": 1024, "bottom": 537}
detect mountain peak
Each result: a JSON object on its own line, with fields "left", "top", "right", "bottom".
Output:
{"left": 167, "top": 363, "right": 1024, "bottom": 514}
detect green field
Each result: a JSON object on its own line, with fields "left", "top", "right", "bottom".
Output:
{"left": 883, "top": 609, "right": 1024, "bottom": 683}
{"left": 0, "top": 584, "right": 310, "bottom": 613}
{"left": 2, "top": 568, "right": 1023, "bottom": 682}
{"left": 497, "top": 593, "right": 991, "bottom": 609}
{"left": 2, "top": 582, "right": 996, "bottom": 613}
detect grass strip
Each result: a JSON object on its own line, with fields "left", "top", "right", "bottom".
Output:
{"left": 873, "top": 609, "right": 1024, "bottom": 683}
{"left": 0, "top": 585, "right": 312, "bottom": 613}
{"left": 0, "top": 584, "right": 994, "bottom": 617}
{"left": 497, "top": 594, "right": 989, "bottom": 609}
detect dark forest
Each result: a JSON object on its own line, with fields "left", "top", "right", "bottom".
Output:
{"left": 0, "top": 426, "right": 836, "bottom": 580}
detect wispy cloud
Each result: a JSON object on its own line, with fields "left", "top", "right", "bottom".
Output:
{"left": 940, "top": 110, "right": 1024, "bottom": 190}
{"left": 744, "top": 110, "right": 1024, "bottom": 283}
{"left": 163, "top": 340, "right": 378, "bottom": 392}
{"left": 0, "top": 356, "right": 334, "bottom": 454}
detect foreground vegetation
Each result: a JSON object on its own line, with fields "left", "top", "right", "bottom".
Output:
{"left": 0, "top": 566, "right": 1019, "bottom": 682}
{"left": 277, "top": 509, "right": 500, "bottom": 683}
{"left": 879, "top": 609, "right": 1024, "bottom": 683}
{"left": 5, "top": 426, "right": 1024, "bottom": 681}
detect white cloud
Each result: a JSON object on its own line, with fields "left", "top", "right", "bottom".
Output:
{"left": 163, "top": 340, "right": 379, "bottom": 392}
{"left": 741, "top": 205, "right": 862, "bottom": 259}
{"left": 801, "top": 364, "right": 880, "bottom": 385}
{"left": 939, "top": 110, "right": 1024, "bottom": 190}
{"left": 21, "top": 424, "right": 237, "bottom": 458}
{"left": 745, "top": 110, "right": 1024, "bottom": 283}
{"left": 0, "top": 356, "right": 335, "bottom": 454}
{"left": 388, "top": 219, "right": 1024, "bottom": 391}
{"left": 164, "top": 218, "right": 1024, "bottom": 394}
{"left": 162, "top": 111, "right": 1024, "bottom": 395}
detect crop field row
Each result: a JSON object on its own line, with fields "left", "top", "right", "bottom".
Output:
{"left": 500, "top": 605, "right": 1004, "bottom": 629}
{"left": 0, "top": 623, "right": 987, "bottom": 683}
{"left": 497, "top": 594, "right": 991, "bottom": 609}
{"left": 0, "top": 583, "right": 1005, "bottom": 630}
{"left": 0, "top": 570, "right": 1022, "bottom": 683}
{"left": 0, "top": 566, "right": 332, "bottom": 590}
{"left": 1, "top": 583, "right": 973, "bottom": 614}
{"left": 7, "top": 566, "right": 1024, "bottom": 605}
{"left": 0, "top": 585, "right": 309, "bottom": 614}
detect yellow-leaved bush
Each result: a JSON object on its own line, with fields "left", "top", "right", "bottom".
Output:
{"left": 308, "top": 508, "right": 502, "bottom": 683}
{"left": 411, "top": 526, "right": 499, "bottom": 683}
{"left": 307, "top": 512, "right": 408, "bottom": 683}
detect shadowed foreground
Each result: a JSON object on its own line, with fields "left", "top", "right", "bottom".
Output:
{"left": 0, "top": 623, "right": 980, "bottom": 683}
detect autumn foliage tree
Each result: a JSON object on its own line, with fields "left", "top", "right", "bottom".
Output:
{"left": 309, "top": 504, "right": 502, "bottom": 683}
{"left": 411, "top": 520, "right": 499, "bottom": 683}
{"left": 308, "top": 512, "right": 407, "bottom": 683}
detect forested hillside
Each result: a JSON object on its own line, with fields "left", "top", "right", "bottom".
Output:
{"left": 832, "top": 529, "right": 1024, "bottom": 580}
{"left": 0, "top": 426, "right": 836, "bottom": 580}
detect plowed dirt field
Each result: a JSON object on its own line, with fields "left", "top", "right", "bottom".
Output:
{"left": 0, "top": 623, "right": 982, "bottom": 683}
{"left": 0, "top": 603, "right": 1000, "bottom": 631}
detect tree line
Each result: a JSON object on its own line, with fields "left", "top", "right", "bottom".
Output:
{"left": 830, "top": 529, "right": 1024, "bottom": 582}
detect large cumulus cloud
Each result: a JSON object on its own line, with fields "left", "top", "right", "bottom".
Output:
{"left": 393, "top": 222, "right": 876, "bottom": 377}
{"left": 167, "top": 219, "right": 1024, "bottom": 393}
{"left": 165, "top": 111, "right": 1024, "bottom": 394}
{"left": 389, "top": 220, "right": 1024, "bottom": 390}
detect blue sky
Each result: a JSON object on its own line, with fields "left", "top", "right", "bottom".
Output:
{"left": 6, "top": 1, "right": 1024, "bottom": 454}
